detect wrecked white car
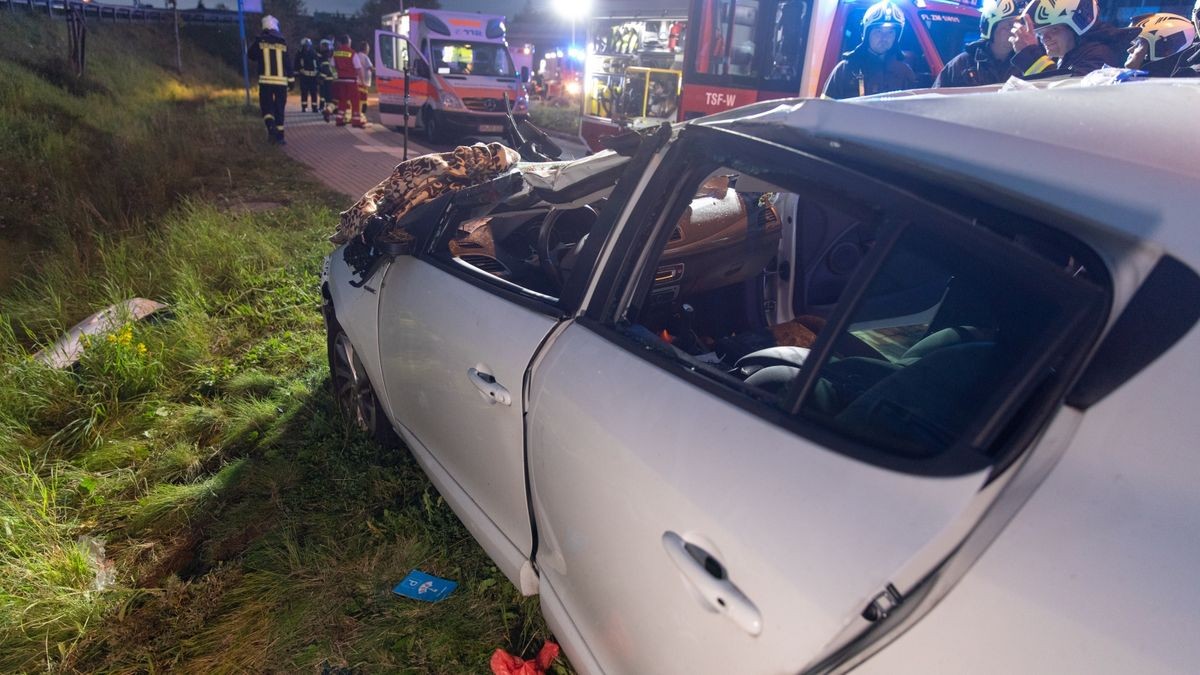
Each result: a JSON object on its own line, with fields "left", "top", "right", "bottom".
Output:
{"left": 322, "top": 80, "right": 1200, "bottom": 674}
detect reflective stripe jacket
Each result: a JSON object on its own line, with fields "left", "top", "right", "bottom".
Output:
{"left": 248, "top": 30, "right": 293, "bottom": 86}
{"left": 822, "top": 45, "right": 917, "bottom": 100}
{"left": 294, "top": 47, "right": 318, "bottom": 78}
{"left": 934, "top": 39, "right": 1018, "bottom": 88}
{"left": 318, "top": 52, "right": 336, "bottom": 81}
{"left": 333, "top": 48, "right": 358, "bottom": 81}
{"left": 1011, "top": 23, "right": 1140, "bottom": 78}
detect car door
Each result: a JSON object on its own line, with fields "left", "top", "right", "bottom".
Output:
{"left": 378, "top": 254, "right": 557, "bottom": 584}
{"left": 525, "top": 129, "right": 1108, "bottom": 673}
{"left": 374, "top": 30, "right": 430, "bottom": 129}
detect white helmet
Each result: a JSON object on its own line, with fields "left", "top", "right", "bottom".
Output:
{"left": 1130, "top": 13, "right": 1197, "bottom": 62}
{"left": 1022, "top": 0, "right": 1098, "bottom": 36}
{"left": 979, "top": 0, "right": 1021, "bottom": 40}
{"left": 861, "top": 1, "right": 906, "bottom": 41}
{"left": 1192, "top": 0, "right": 1199, "bottom": 36}
{"left": 261, "top": 15, "right": 280, "bottom": 32}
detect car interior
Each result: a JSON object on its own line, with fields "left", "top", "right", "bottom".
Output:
{"left": 434, "top": 157, "right": 1101, "bottom": 460}
{"left": 611, "top": 165, "right": 1101, "bottom": 460}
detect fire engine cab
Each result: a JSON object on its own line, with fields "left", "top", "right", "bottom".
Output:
{"left": 581, "top": 0, "right": 981, "bottom": 151}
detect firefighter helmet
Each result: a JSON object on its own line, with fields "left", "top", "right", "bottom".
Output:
{"left": 1021, "top": 0, "right": 1098, "bottom": 36}
{"left": 1192, "top": 0, "right": 1199, "bottom": 35}
{"left": 261, "top": 15, "right": 280, "bottom": 32}
{"left": 979, "top": 0, "right": 1021, "bottom": 40}
{"left": 861, "top": 1, "right": 906, "bottom": 41}
{"left": 1130, "top": 13, "right": 1197, "bottom": 62}
{"left": 301, "top": 37, "right": 313, "bottom": 49}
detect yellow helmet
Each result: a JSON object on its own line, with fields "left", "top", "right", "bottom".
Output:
{"left": 1130, "top": 13, "right": 1197, "bottom": 62}
{"left": 1021, "top": 0, "right": 1098, "bottom": 36}
{"left": 980, "top": 0, "right": 1021, "bottom": 40}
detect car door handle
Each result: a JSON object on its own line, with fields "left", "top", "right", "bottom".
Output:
{"left": 662, "top": 531, "right": 762, "bottom": 636}
{"left": 467, "top": 367, "right": 512, "bottom": 406}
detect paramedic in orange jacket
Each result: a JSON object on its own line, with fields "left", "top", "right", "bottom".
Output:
{"left": 332, "top": 35, "right": 365, "bottom": 128}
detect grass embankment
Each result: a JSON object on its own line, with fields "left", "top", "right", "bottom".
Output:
{"left": 527, "top": 101, "right": 581, "bottom": 137}
{"left": 0, "top": 13, "right": 558, "bottom": 673}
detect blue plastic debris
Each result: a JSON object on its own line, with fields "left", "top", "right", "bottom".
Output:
{"left": 392, "top": 570, "right": 458, "bottom": 602}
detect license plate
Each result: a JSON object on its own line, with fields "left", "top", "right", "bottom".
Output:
{"left": 478, "top": 124, "right": 504, "bottom": 134}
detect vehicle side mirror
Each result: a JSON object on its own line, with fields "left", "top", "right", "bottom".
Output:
{"left": 413, "top": 60, "right": 430, "bottom": 79}
{"left": 521, "top": 66, "right": 530, "bottom": 83}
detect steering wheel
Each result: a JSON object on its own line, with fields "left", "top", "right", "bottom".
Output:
{"left": 537, "top": 206, "right": 598, "bottom": 291}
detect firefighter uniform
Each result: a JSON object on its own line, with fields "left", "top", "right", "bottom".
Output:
{"left": 317, "top": 39, "right": 336, "bottom": 122}
{"left": 332, "top": 41, "right": 364, "bottom": 128}
{"left": 294, "top": 39, "right": 320, "bottom": 113}
{"left": 247, "top": 16, "right": 294, "bottom": 144}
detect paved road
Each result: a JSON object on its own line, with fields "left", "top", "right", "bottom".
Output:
{"left": 280, "top": 97, "right": 588, "bottom": 200}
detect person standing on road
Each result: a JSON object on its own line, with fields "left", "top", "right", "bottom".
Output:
{"left": 1124, "top": 13, "right": 1197, "bottom": 77}
{"left": 294, "top": 37, "right": 320, "bottom": 113}
{"left": 357, "top": 40, "right": 375, "bottom": 124}
{"left": 822, "top": 1, "right": 917, "bottom": 99}
{"left": 934, "top": 0, "right": 1021, "bottom": 87}
{"left": 1008, "top": 0, "right": 1138, "bottom": 78}
{"left": 247, "top": 15, "right": 294, "bottom": 144}
{"left": 332, "top": 35, "right": 366, "bottom": 128}
{"left": 317, "top": 39, "right": 336, "bottom": 122}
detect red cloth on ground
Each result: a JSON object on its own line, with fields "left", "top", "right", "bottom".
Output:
{"left": 489, "top": 642, "right": 560, "bottom": 675}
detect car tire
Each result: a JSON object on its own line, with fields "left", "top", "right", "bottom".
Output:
{"left": 423, "top": 109, "right": 443, "bottom": 144}
{"left": 326, "top": 314, "right": 401, "bottom": 448}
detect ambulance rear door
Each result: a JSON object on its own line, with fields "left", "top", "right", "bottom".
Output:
{"left": 375, "top": 30, "right": 432, "bottom": 129}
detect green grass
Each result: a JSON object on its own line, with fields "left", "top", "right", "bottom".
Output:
{"left": 0, "top": 12, "right": 566, "bottom": 675}
{"left": 528, "top": 101, "right": 581, "bottom": 136}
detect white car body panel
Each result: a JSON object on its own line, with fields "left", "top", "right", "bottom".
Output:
{"left": 319, "top": 81, "right": 1200, "bottom": 674}
{"left": 327, "top": 257, "right": 391, "bottom": 409}
{"left": 375, "top": 256, "right": 556, "bottom": 587}
{"left": 528, "top": 324, "right": 988, "bottom": 674}
{"left": 860, "top": 322, "right": 1200, "bottom": 674}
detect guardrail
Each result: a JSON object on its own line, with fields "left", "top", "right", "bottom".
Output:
{"left": 2, "top": 0, "right": 239, "bottom": 24}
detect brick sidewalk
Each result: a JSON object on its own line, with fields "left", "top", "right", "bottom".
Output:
{"left": 280, "top": 97, "right": 434, "bottom": 199}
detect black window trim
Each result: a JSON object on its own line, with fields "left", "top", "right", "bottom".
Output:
{"left": 580, "top": 124, "right": 1110, "bottom": 477}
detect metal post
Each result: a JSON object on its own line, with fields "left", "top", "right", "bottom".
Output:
{"left": 173, "top": 3, "right": 182, "bottom": 72}
{"left": 402, "top": 41, "right": 410, "bottom": 161}
{"left": 237, "top": 0, "right": 251, "bottom": 108}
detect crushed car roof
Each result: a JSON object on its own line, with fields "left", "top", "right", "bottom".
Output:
{"left": 697, "top": 79, "right": 1200, "bottom": 266}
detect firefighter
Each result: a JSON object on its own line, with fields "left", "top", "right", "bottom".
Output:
{"left": 317, "top": 39, "right": 336, "bottom": 122}
{"left": 357, "top": 40, "right": 375, "bottom": 123}
{"left": 934, "top": 0, "right": 1021, "bottom": 87}
{"left": 1178, "top": 0, "right": 1200, "bottom": 76}
{"left": 247, "top": 15, "right": 293, "bottom": 144}
{"left": 822, "top": 1, "right": 917, "bottom": 99}
{"left": 1124, "top": 13, "right": 1197, "bottom": 77}
{"left": 1009, "top": 0, "right": 1139, "bottom": 78}
{"left": 293, "top": 38, "right": 319, "bottom": 113}
{"left": 332, "top": 35, "right": 365, "bottom": 128}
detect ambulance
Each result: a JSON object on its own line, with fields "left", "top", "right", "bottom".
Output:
{"left": 376, "top": 9, "right": 529, "bottom": 143}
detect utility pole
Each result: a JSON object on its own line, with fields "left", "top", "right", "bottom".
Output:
{"left": 237, "top": 0, "right": 252, "bottom": 107}
{"left": 170, "top": 0, "right": 182, "bottom": 73}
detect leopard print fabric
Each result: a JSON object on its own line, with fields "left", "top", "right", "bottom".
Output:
{"left": 330, "top": 142, "right": 520, "bottom": 245}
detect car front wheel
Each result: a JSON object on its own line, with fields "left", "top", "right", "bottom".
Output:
{"left": 327, "top": 318, "right": 400, "bottom": 447}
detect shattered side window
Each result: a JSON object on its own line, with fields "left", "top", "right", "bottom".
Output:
{"left": 432, "top": 154, "right": 628, "bottom": 302}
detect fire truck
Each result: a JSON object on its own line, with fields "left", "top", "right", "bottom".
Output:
{"left": 376, "top": 9, "right": 529, "bottom": 143}
{"left": 581, "top": 0, "right": 981, "bottom": 151}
